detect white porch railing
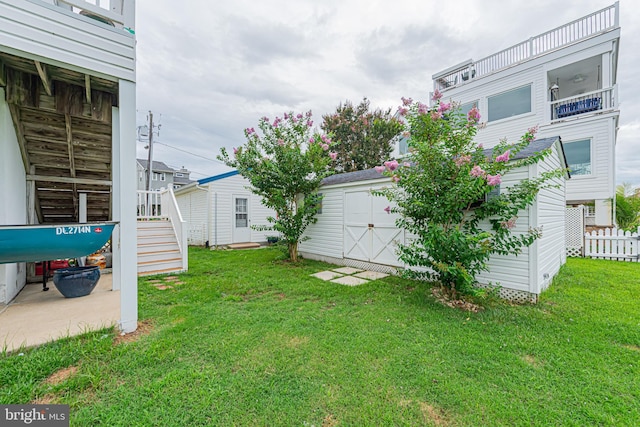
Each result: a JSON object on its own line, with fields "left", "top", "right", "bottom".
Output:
{"left": 549, "top": 86, "right": 617, "bottom": 121}
{"left": 137, "top": 188, "right": 188, "bottom": 269}
{"left": 433, "top": 2, "right": 619, "bottom": 91}
{"left": 584, "top": 227, "right": 640, "bottom": 262}
{"left": 44, "top": 0, "right": 135, "bottom": 32}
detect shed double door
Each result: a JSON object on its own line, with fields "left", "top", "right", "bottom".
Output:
{"left": 343, "top": 190, "right": 404, "bottom": 266}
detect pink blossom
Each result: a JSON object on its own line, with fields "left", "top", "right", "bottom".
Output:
{"left": 528, "top": 125, "right": 539, "bottom": 136}
{"left": 305, "top": 110, "right": 312, "bottom": 118}
{"left": 384, "top": 160, "right": 399, "bottom": 171}
{"left": 495, "top": 150, "right": 510, "bottom": 162}
{"left": 403, "top": 162, "right": 411, "bottom": 167}
{"left": 486, "top": 174, "right": 502, "bottom": 186}
{"left": 417, "top": 102, "right": 428, "bottom": 114}
{"left": 438, "top": 102, "right": 451, "bottom": 113}
{"left": 401, "top": 96, "right": 413, "bottom": 106}
{"left": 500, "top": 217, "right": 517, "bottom": 229}
{"left": 454, "top": 155, "right": 471, "bottom": 167}
{"left": 467, "top": 106, "right": 481, "bottom": 123}
{"left": 309, "top": 137, "right": 315, "bottom": 144}
{"left": 391, "top": 175, "right": 400, "bottom": 183}
{"left": 375, "top": 165, "right": 385, "bottom": 174}
{"left": 384, "top": 205, "right": 391, "bottom": 214}
{"left": 431, "top": 111, "right": 442, "bottom": 120}
{"left": 321, "top": 143, "right": 329, "bottom": 151}
{"left": 284, "top": 112, "right": 289, "bottom": 120}
{"left": 307, "top": 120, "right": 314, "bottom": 127}
{"left": 261, "top": 116, "right": 269, "bottom": 122}
{"left": 329, "top": 152, "right": 337, "bottom": 160}
{"left": 277, "top": 139, "right": 285, "bottom": 146}
{"left": 296, "top": 113, "right": 303, "bottom": 119}
{"left": 397, "top": 106, "right": 408, "bottom": 116}
{"left": 477, "top": 143, "right": 483, "bottom": 149}
{"left": 321, "top": 134, "right": 330, "bottom": 143}
{"left": 246, "top": 127, "right": 255, "bottom": 135}
{"left": 401, "top": 131, "right": 411, "bottom": 138}
{"left": 432, "top": 89, "right": 442, "bottom": 101}
{"left": 233, "top": 147, "right": 239, "bottom": 155}
{"left": 470, "top": 165, "right": 485, "bottom": 177}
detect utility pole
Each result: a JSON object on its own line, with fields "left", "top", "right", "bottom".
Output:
{"left": 145, "top": 111, "right": 154, "bottom": 192}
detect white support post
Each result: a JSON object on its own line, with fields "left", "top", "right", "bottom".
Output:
{"left": 79, "top": 193, "right": 87, "bottom": 223}
{"left": 113, "top": 79, "right": 137, "bottom": 334}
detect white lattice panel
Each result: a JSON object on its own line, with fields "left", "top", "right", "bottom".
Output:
{"left": 565, "top": 206, "right": 585, "bottom": 257}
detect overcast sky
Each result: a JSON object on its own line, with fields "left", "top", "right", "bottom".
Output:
{"left": 134, "top": 0, "right": 639, "bottom": 187}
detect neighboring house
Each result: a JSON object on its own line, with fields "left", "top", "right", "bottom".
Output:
{"left": 174, "top": 170, "right": 275, "bottom": 246}
{"left": 136, "top": 160, "right": 194, "bottom": 191}
{"left": 300, "top": 137, "right": 569, "bottom": 302}
{"left": 0, "top": 1, "right": 138, "bottom": 331}
{"left": 426, "top": 3, "right": 620, "bottom": 226}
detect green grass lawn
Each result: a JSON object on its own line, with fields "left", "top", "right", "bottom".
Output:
{"left": 2, "top": 247, "right": 639, "bottom": 426}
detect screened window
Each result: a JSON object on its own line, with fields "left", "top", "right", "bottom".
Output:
{"left": 487, "top": 85, "right": 531, "bottom": 122}
{"left": 235, "top": 198, "right": 248, "bottom": 227}
{"left": 564, "top": 139, "right": 591, "bottom": 176}
{"left": 459, "top": 100, "right": 479, "bottom": 118}
{"left": 398, "top": 135, "right": 409, "bottom": 155}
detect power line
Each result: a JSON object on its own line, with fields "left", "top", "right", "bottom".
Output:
{"left": 154, "top": 141, "right": 226, "bottom": 165}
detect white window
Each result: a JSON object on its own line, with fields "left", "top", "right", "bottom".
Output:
{"left": 160, "top": 173, "right": 166, "bottom": 181}
{"left": 459, "top": 100, "right": 479, "bottom": 118}
{"left": 488, "top": 85, "right": 532, "bottom": 122}
{"left": 564, "top": 139, "right": 591, "bottom": 176}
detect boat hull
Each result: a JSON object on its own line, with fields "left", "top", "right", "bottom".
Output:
{"left": 0, "top": 222, "right": 116, "bottom": 264}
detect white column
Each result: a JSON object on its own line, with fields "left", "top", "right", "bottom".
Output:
{"left": 79, "top": 193, "right": 87, "bottom": 223}
{"left": 113, "top": 79, "right": 137, "bottom": 333}
{"left": 594, "top": 199, "right": 612, "bottom": 227}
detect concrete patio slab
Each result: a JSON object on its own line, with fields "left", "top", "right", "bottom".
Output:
{"left": 0, "top": 273, "right": 119, "bottom": 353}
{"left": 311, "top": 271, "right": 344, "bottom": 281}
{"left": 332, "top": 267, "right": 364, "bottom": 275}
{"left": 354, "top": 271, "right": 389, "bottom": 280}
{"left": 331, "top": 276, "right": 369, "bottom": 286}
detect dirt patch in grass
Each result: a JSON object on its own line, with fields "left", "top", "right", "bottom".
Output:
{"left": 419, "top": 402, "right": 449, "bottom": 426}
{"left": 431, "top": 287, "right": 483, "bottom": 312}
{"left": 623, "top": 344, "right": 640, "bottom": 352}
{"left": 32, "top": 393, "right": 58, "bottom": 404}
{"left": 521, "top": 354, "right": 543, "bottom": 368}
{"left": 43, "top": 365, "right": 78, "bottom": 386}
{"left": 322, "top": 413, "right": 338, "bottom": 427}
{"left": 114, "top": 319, "right": 154, "bottom": 345}
{"left": 287, "top": 336, "right": 310, "bottom": 348}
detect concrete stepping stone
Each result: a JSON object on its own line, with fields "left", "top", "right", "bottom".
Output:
{"left": 312, "top": 271, "right": 344, "bottom": 281}
{"left": 331, "top": 276, "right": 369, "bottom": 286}
{"left": 332, "top": 267, "right": 364, "bottom": 275}
{"left": 354, "top": 271, "right": 389, "bottom": 280}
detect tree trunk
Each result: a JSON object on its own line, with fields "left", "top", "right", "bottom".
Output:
{"left": 288, "top": 242, "right": 298, "bottom": 262}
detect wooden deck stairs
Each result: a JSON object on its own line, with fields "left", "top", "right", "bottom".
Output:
{"left": 137, "top": 220, "right": 185, "bottom": 276}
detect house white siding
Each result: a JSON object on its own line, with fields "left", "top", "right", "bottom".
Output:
{"left": 475, "top": 167, "right": 532, "bottom": 292}
{"left": 539, "top": 118, "right": 614, "bottom": 202}
{"left": 0, "top": 88, "right": 27, "bottom": 304}
{"left": 0, "top": 0, "right": 136, "bottom": 82}
{"left": 175, "top": 172, "right": 276, "bottom": 247}
{"left": 177, "top": 187, "right": 209, "bottom": 246}
{"left": 534, "top": 143, "right": 567, "bottom": 293}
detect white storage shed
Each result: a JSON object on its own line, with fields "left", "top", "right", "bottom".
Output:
{"left": 300, "top": 137, "right": 569, "bottom": 302}
{"left": 174, "top": 170, "right": 275, "bottom": 247}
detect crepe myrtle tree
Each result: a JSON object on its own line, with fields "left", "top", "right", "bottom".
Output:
{"left": 375, "top": 93, "right": 566, "bottom": 297}
{"left": 321, "top": 98, "right": 404, "bottom": 173}
{"left": 219, "top": 111, "right": 337, "bottom": 262}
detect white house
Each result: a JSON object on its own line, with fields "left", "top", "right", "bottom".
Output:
{"left": 174, "top": 170, "right": 275, "bottom": 247}
{"left": 426, "top": 2, "right": 620, "bottom": 227}
{"left": 300, "top": 137, "right": 569, "bottom": 302}
{"left": 0, "top": 0, "right": 138, "bottom": 332}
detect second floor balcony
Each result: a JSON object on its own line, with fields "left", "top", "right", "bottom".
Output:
{"left": 549, "top": 85, "right": 617, "bottom": 122}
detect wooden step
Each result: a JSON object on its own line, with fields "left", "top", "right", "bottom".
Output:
{"left": 227, "top": 242, "right": 261, "bottom": 249}
{"left": 138, "top": 266, "right": 184, "bottom": 277}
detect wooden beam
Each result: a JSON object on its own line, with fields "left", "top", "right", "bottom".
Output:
{"left": 7, "top": 104, "right": 31, "bottom": 173}
{"left": 0, "top": 60, "right": 5, "bottom": 86}
{"left": 34, "top": 61, "right": 52, "bottom": 96}
{"left": 85, "top": 74, "right": 92, "bottom": 104}
{"left": 65, "top": 113, "right": 79, "bottom": 219}
{"left": 27, "top": 174, "right": 112, "bottom": 186}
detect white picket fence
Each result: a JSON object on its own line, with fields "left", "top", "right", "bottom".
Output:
{"left": 584, "top": 227, "right": 640, "bottom": 262}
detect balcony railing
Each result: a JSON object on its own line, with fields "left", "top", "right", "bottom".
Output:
{"left": 548, "top": 85, "right": 617, "bottom": 121}
{"left": 433, "top": 2, "right": 618, "bottom": 91}
{"left": 45, "top": 0, "right": 135, "bottom": 33}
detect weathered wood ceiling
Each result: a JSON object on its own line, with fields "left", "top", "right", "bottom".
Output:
{"left": 0, "top": 52, "right": 118, "bottom": 224}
